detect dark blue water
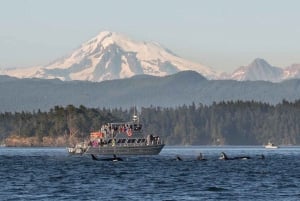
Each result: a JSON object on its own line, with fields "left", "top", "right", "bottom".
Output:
{"left": 0, "top": 146, "right": 299, "bottom": 201}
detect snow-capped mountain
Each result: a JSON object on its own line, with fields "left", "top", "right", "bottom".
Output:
{"left": 0, "top": 31, "right": 217, "bottom": 81}
{"left": 230, "top": 58, "right": 283, "bottom": 82}
{"left": 1, "top": 31, "right": 299, "bottom": 82}
{"left": 229, "top": 58, "right": 300, "bottom": 82}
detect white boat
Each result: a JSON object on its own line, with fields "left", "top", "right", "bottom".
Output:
{"left": 264, "top": 141, "right": 278, "bottom": 149}
{"left": 67, "top": 114, "right": 165, "bottom": 156}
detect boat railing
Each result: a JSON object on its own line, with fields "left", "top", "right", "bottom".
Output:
{"left": 87, "top": 136, "right": 162, "bottom": 148}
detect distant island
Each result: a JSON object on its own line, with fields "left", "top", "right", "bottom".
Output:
{"left": 1, "top": 100, "right": 300, "bottom": 147}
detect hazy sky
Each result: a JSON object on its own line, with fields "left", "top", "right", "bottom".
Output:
{"left": 0, "top": 0, "right": 299, "bottom": 72}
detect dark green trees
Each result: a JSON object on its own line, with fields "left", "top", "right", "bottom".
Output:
{"left": 0, "top": 100, "right": 300, "bottom": 145}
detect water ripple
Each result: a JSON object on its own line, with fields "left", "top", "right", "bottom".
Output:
{"left": 1, "top": 147, "right": 300, "bottom": 200}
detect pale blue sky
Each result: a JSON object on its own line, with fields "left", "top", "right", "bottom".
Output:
{"left": 0, "top": 0, "right": 299, "bottom": 72}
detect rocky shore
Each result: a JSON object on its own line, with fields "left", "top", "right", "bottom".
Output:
{"left": 3, "top": 135, "right": 81, "bottom": 147}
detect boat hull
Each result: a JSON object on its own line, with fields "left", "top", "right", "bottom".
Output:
{"left": 265, "top": 145, "right": 278, "bottom": 149}
{"left": 85, "top": 144, "right": 165, "bottom": 155}
{"left": 264, "top": 142, "right": 278, "bottom": 149}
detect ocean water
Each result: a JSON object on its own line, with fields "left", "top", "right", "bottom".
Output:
{"left": 0, "top": 146, "right": 299, "bottom": 201}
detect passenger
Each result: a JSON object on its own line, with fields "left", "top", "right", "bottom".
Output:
{"left": 92, "top": 140, "right": 98, "bottom": 147}
{"left": 150, "top": 135, "right": 154, "bottom": 144}
{"left": 112, "top": 139, "right": 115, "bottom": 147}
{"left": 146, "top": 135, "right": 151, "bottom": 145}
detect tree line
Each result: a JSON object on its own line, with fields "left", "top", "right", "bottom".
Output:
{"left": 1, "top": 100, "right": 300, "bottom": 145}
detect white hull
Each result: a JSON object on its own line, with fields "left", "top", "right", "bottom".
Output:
{"left": 265, "top": 142, "right": 278, "bottom": 149}
{"left": 265, "top": 145, "right": 278, "bottom": 149}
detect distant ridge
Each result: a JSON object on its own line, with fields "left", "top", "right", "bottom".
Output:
{"left": 0, "top": 71, "right": 300, "bottom": 112}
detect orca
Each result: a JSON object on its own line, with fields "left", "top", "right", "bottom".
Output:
{"left": 219, "top": 152, "right": 230, "bottom": 160}
{"left": 234, "top": 156, "right": 251, "bottom": 160}
{"left": 91, "top": 154, "right": 123, "bottom": 161}
{"left": 175, "top": 155, "right": 182, "bottom": 161}
{"left": 91, "top": 154, "right": 100, "bottom": 161}
{"left": 111, "top": 154, "right": 123, "bottom": 161}
{"left": 219, "top": 152, "right": 251, "bottom": 160}
{"left": 196, "top": 153, "right": 207, "bottom": 161}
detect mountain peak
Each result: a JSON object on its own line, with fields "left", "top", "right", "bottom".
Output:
{"left": 231, "top": 58, "right": 283, "bottom": 82}
{"left": 88, "top": 31, "right": 138, "bottom": 51}
{"left": 0, "top": 31, "right": 217, "bottom": 82}
{"left": 251, "top": 58, "right": 269, "bottom": 66}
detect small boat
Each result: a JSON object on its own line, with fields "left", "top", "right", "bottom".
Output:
{"left": 67, "top": 114, "right": 165, "bottom": 156}
{"left": 264, "top": 141, "right": 278, "bottom": 149}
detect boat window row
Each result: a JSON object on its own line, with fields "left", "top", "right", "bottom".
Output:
{"left": 89, "top": 138, "right": 147, "bottom": 146}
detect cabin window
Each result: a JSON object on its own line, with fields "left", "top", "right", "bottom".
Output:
{"left": 127, "top": 139, "right": 136, "bottom": 143}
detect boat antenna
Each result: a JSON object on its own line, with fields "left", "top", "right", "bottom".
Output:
{"left": 132, "top": 106, "right": 139, "bottom": 123}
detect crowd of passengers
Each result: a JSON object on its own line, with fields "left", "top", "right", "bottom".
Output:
{"left": 100, "top": 123, "right": 142, "bottom": 135}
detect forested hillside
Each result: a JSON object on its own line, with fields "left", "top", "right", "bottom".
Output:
{"left": 1, "top": 100, "right": 300, "bottom": 146}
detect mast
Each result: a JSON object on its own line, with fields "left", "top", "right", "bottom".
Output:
{"left": 132, "top": 106, "right": 139, "bottom": 123}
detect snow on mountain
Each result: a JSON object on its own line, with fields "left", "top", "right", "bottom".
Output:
{"left": 283, "top": 64, "right": 300, "bottom": 80}
{"left": 0, "top": 66, "right": 45, "bottom": 79}
{"left": 230, "top": 58, "right": 284, "bottom": 82}
{"left": 229, "top": 58, "right": 300, "bottom": 82}
{"left": 0, "top": 31, "right": 217, "bottom": 82}
{"left": 1, "top": 31, "right": 299, "bottom": 83}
